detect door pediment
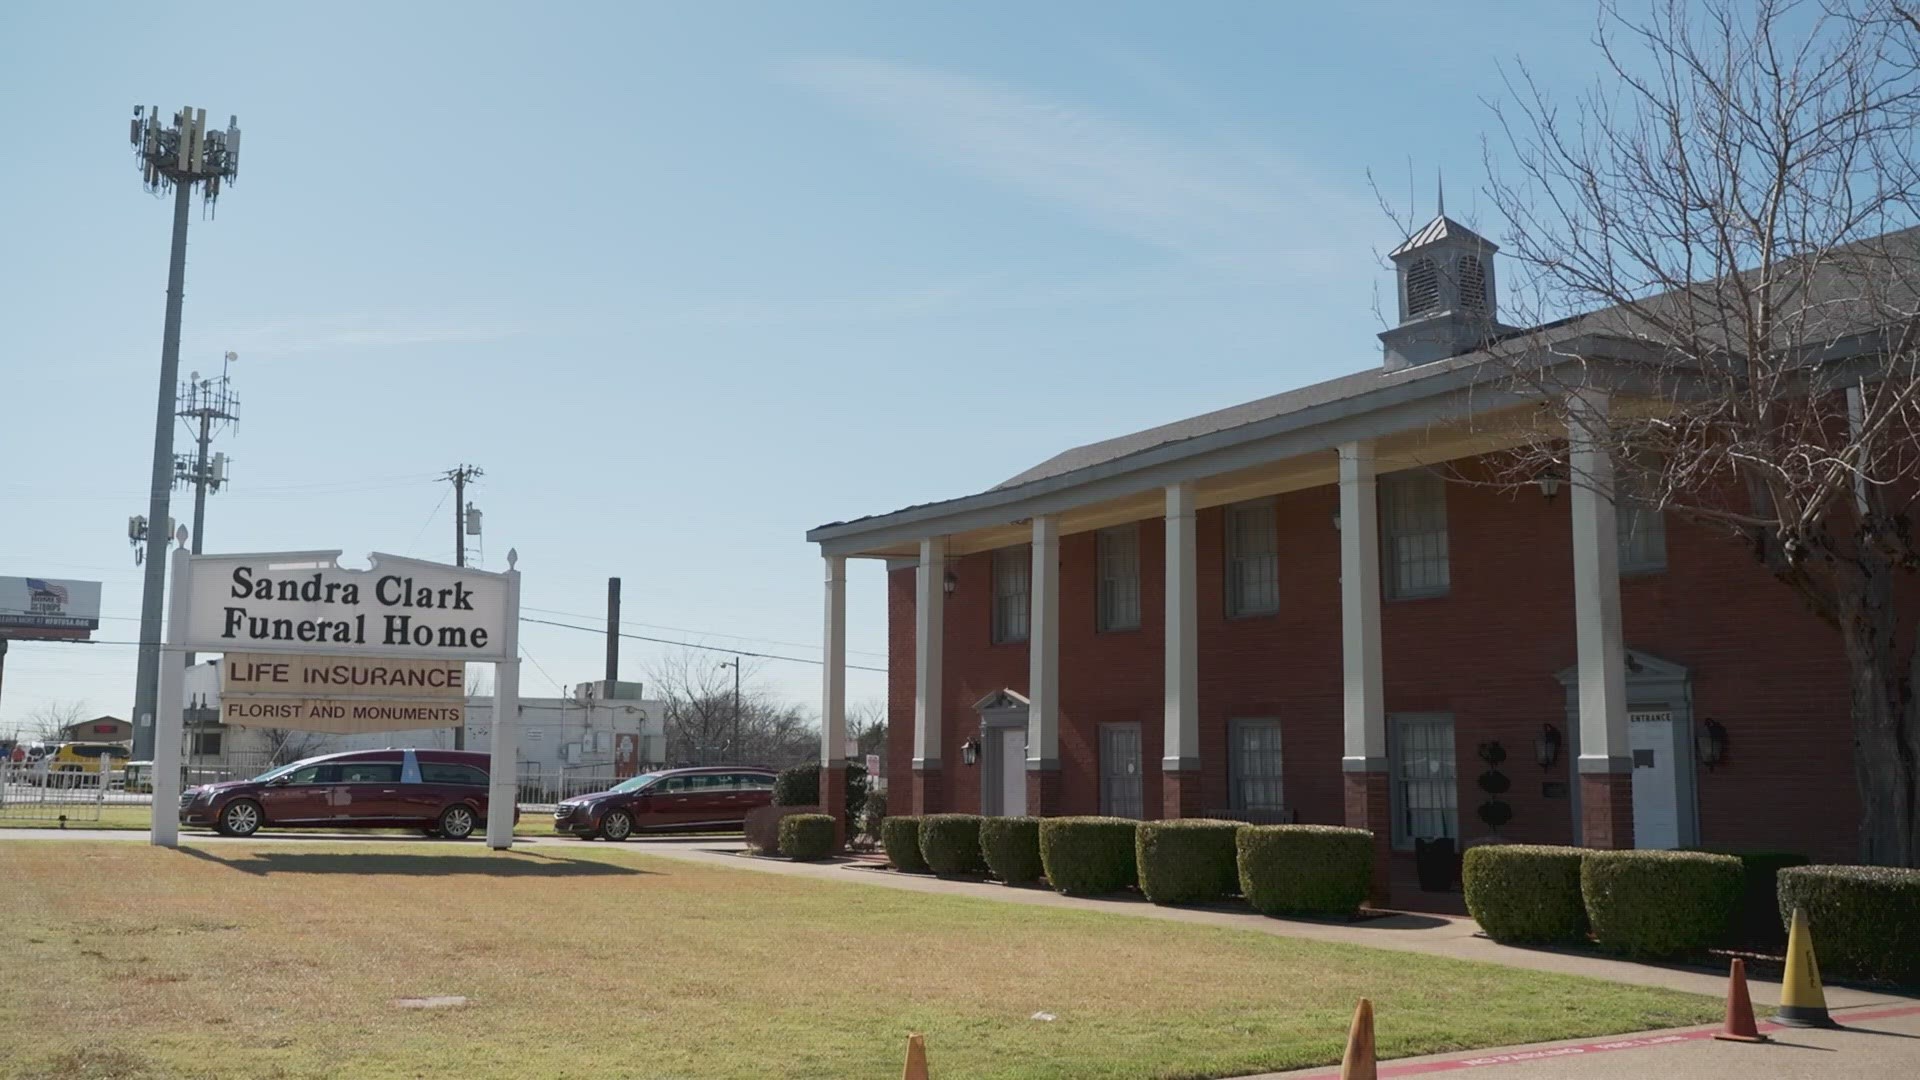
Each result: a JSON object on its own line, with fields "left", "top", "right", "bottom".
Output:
{"left": 973, "top": 689, "right": 1030, "bottom": 714}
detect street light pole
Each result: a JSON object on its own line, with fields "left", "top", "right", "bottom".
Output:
{"left": 128, "top": 106, "right": 241, "bottom": 763}
{"left": 718, "top": 658, "right": 741, "bottom": 765}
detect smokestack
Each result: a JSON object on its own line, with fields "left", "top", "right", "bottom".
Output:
{"left": 605, "top": 577, "right": 621, "bottom": 683}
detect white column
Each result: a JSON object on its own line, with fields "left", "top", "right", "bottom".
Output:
{"left": 820, "top": 554, "right": 847, "bottom": 767}
{"left": 485, "top": 553, "right": 523, "bottom": 850}
{"left": 150, "top": 542, "right": 190, "bottom": 847}
{"left": 913, "top": 537, "right": 947, "bottom": 770}
{"left": 1028, "top": 516, "right": 1060, "bottom": 770}
{"left": 1339, "top": 442, "right": 1387, "bottom": 772}
{"left": 1570, "top": 391, "right": 1630, "bottom": 775}
{"left": 1162, "top": 483, "right": 1199, "bottom": 771}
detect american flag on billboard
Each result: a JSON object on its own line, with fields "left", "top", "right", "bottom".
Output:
{"left": 25, "top": 579, "right": 69, "bottom": 604}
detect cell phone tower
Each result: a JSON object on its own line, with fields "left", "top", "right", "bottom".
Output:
{"left": 128, "top": 105, "right": 242, "bottom": 762}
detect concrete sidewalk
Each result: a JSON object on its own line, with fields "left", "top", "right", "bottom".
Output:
{"left": 1243, "top": 1002, "right": 1920, "bottom": 1078}
{"left": 9, "top": 827, "right": 1915, "bottom": 1012}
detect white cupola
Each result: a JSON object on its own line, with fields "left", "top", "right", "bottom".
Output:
{"left": 1378, "top": 195, "right": 1507, "bottom": 369}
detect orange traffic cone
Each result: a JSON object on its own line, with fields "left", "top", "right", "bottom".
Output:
{"left": 1712, "top": 958, "right": 1770, "bottom": 1043}
{"left": 902, "top": 1032, "right": 929, "bottom": 1080}
{"left": 1341, "top": 998, "right": 1377, "bottom": 1080}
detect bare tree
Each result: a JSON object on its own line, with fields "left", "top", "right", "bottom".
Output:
{"left": 1479, "top": 0, "right": 1920, "bottom": 863}
{"left": 23, "top": 700, "right": 90, "bottom": 742}
{"left": 849, "top": 699, "right": 888, "bottom": 759}
{"left": 251, "top": 728, "right": 336, "bottom": 768}
{"left": 646, "top": 650, "right": 819, "bottom": 770}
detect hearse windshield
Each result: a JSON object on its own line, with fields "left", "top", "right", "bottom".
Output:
{"left": 608, "top": 771, "right": 664, "bottom": 794}
{"left": 249, "top": 758, "right": 318, "bottom": 783}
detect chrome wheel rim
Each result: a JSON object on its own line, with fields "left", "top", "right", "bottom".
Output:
{"left": 443, "top": 808, "right": 473, "bottom": 837}
{"left": 606, "top": 813, "right": 630, "bottom": 840}
{"left": 226, "top": 803, "right": 259, "bottom": 834}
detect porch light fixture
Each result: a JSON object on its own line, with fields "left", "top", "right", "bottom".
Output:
{"left": 1696, "top": 717, "right": 1728, "bottom": 770}
{"left": 943, "top": 570, "right": 957, "bottom": 595}
{"left": 1332, "top": 506, "right": 1342, "bottom": 531}
{"left": 1535, "top": 723, "right": 1561, "bottom": 770}
{"left": 1537, "top": 467, "right": 1564, "bottom": 501}
{"left": 960, "top": 735, "right": 981, "bottom": 766}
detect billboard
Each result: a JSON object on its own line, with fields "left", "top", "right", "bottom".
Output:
{"left": 0, "top": 576, "right": 102, "bottom": 636}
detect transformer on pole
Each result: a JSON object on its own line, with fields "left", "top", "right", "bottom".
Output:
{"left": 128, "top": 105, "right": 242, "bottom": 762}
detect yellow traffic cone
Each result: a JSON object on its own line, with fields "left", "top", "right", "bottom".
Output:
{"left": 1776, "top": 907, "right": 1839, "bottom": 1028}
{"left": 902, "top": 1032, "right": 930, "bottom": 1080}
{"left": 1340, "top": 998, "right": 1377, "bottom": 1080}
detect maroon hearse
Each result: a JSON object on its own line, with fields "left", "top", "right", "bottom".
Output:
{"left": 179, "top": 749, "right": 512, "bottom": 839}
{"left": 552, "top": 766, "right": 777, "bottom": 840}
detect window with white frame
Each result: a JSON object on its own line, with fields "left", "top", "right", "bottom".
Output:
{"left": 1389, "top": 714, "right": 1458, "bottom": 849}
{"left": 1230, "top": 719, "right": 1285, "bottom": 813}
{"left": 991, "top": 545, "right": 1031, "bottom": 644}
{"left": 1381, "top": 470, "right": 1450, "bottom": 599}
{"left": 1225, "top": 499, "right": 1279, "bottom": 617}
{"left": 1096, "top": 524, "right": 1141, "bottom": 632}
{"left": 1618, "top": 498, "right": 1667, "bottom": 575}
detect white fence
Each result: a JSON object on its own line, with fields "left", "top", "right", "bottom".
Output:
{"left": 516, "top": 766, "right": 627, "bottom": 810}
{"left": 0, "top": 762, "right": 124, "bottom": 822}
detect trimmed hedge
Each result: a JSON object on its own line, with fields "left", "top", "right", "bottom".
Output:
{"left": 1136, "top": 820, "right": 1242, "bottom": 905}
{"left": 919, "top": 814, "right": 988, "bottom": 877}
{"left": 880, "top": 815, "right": 929, "bottom": 873}
{"left": 1462, "top": 845, "right": 1589, "bottom": 946}
{"left": 980, "top": 817, "right": 1044, "bottom": 886}
{"left": 1777, "top": 865, "right": 1920, "bottom": 985}
{"left": 1237, "top": 825, "right": 1373, "bottom": 919}
{"left": 1703, "top": 850, "right": 1808, "bottom": 952}
{"left": 777, "top": 814, "right": 835, "bottom": 861}
{"left": 772, "top": 762, "right": 867, "bottom": 825}
{"left": 744, "top": 804, "right": 820, "bottom": 855}
{"left": 1582, "top": 850, "right": 1742, "bottom": 958}
{"left": 1039, "top": 817, "right": 1139, "bottom": 896}
{"left": 858, "top": 789, "right": 888, "bottom": 846}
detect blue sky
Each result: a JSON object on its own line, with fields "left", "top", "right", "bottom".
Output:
{"left": 0, "top": 1, "right": 1601, "bottom": 735}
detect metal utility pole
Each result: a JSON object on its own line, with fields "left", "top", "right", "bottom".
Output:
{"left": 605, "top": 577, "right": 621, "bottom": 682}
{"left": 129, "top": 105, "right": 242, "bottom": 763}
{"left": 441, "top": 464, "right": 483, "bottom": 749}
{"left": 175, "top": 352, "right": 239, "bottom": 666}
{"left": 718, "top": 657, "right": 741, "bottom": 765}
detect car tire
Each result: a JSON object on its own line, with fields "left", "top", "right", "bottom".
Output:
{"left": 601, "top": 809, "right": 633, "bottom": 842}
{"left": 217, "top": 800, "right": 263, "bottom": 838}
{"left": 437, "top": 804, "right": 477, "bottom": 840}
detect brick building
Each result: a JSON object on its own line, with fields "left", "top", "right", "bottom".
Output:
{"left": 805, "top": 213, "right": 1875, "bottom": 905}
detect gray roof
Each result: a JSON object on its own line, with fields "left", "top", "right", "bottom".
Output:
{"left": 1389, "top": 214, "right": 1495, "bottom": 258}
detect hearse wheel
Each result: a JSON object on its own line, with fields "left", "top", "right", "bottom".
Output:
{"left": 218, "top": 799, "right": 262, "bottom": 837}
{"left": 437, "top": 804, "right": 476, "bottom": 840}
{"left": 600, "top": 809, "right": 633, "bottom": 842}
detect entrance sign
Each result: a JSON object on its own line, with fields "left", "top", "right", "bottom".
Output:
{"left": 183, "top": 553, "right": 507, "bottom": 660}
{"left": 149, "top": 544, "right": 521, "bottom": 851}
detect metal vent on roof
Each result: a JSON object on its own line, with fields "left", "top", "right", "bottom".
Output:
{"left": 1405, "top": 257, "right": 1440, "bottom": 318}
{"left": 1457, "top": 254, "right": 1487, "bottom": 314}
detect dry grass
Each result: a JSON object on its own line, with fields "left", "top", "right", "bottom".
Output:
{"left": 0, "top": 841, "right": 1720, "bottom": 1079}
{"left": 0, "top": 805, "right": 613, "bottom": 838}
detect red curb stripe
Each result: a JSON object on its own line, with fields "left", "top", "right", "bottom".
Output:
{"left": 1297, "top": 1004, "right": 1920, "bottom": 1078}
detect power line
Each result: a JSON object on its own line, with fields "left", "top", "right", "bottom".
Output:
{"left": 520, "top": 604, "right": 889, "bottom": 660}
{"left": 521, "top": 616, "right": 887, "bottom": 673}
{"left": 518, "top": 645, "right": 568, "bottom": 696}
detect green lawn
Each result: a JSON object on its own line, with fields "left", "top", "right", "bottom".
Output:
{"left": 0, "top": 841, "right": 1719, "bottom": 1080}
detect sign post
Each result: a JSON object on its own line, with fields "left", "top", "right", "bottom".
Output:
{"left": 151, "top": 546, "right": 520, "bottom": 850}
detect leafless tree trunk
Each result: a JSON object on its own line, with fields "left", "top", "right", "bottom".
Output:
{"left": 23, "top": 700, "right": 90, "bottom": 742}
{"left": 1480, "top": 0, "right": 1920, "bottom": 863}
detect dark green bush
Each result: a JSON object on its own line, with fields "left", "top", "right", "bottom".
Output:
{"left": 1462, "top": 844, "right": 1589, "bottom": 946}
{"left": 1582, "top": 850, "right": 1741, "bottom": 958}
{"left": 1701, "top": 850, "right": 1808, "bottom": 952}
{"left": 1038, "top": 817, "right": 1139, "bottom": 896}
{"left": 1777, "top": 865, "right": 1920, "bottom": 985}
{"left": 881, "top": 815, "right": 928, "bottom": 873}
{"left": 776, "top": 814, "right": 834, "bottom": 861}
{"left": 1236, "top": 825, "right": 1373, "bottom": 918}
{"left": 744, "top": 804, "right": 818, "bottom": 855}
{"left": 1136, "top": 820, "right": 1242, "bottom": 905}
{"left": 918, "top": 814, "right": 987, "bottom": 877}
{"left": 980, "top": 817, "right": 1044, "bottom": 885}
{"left": 772, "top": 762, "right": 867, "bottom": 824}
{"left": 858, "top": 789, "right": 888, "bottom": 845}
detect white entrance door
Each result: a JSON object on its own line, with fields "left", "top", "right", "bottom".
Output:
{"left": 988, "top": 725, "right": 1027, "bottom": 817}
{"left": 1629, "top": 710, "right": 1680, "bottom": 849}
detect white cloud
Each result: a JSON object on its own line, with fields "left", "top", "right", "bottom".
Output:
{"left": 787, "top": 59, "right": 1373, "bottom": 275}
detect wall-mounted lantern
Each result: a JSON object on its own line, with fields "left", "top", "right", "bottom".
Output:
{"left": 943, "top": 570, "right": 958, "bottom": 595}
{"left": 1535, "top": 723, "right": 1562, "bottom": 770}
{"left": 1537, "top": 467, "right": 1564, "bottom": 501}
{"left": 1696, "top": 717, "right": 1728, "bottom": 770}
{"left": 960, "top": 735, "right": 981, "bottom": 766}
{"left": 1332, "top": 505, "right": 1342, "bottom": 531}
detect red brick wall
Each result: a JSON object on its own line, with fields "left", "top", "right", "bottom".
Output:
{"left": 885, "top": 457, "right": 1862, "bottom": 861}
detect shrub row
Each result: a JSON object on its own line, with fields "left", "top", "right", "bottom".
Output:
{"left": 776, "top": 814, "right": 834, "bottom": 861}
{"left": 1237, "top": 825, "right": 1374, "bottom": 918}
{"left": 772, "top": 762, "right": 867, "bottom": 828}
{"left": 1778, "top": 865, "right": 1920, "bottom": 985}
